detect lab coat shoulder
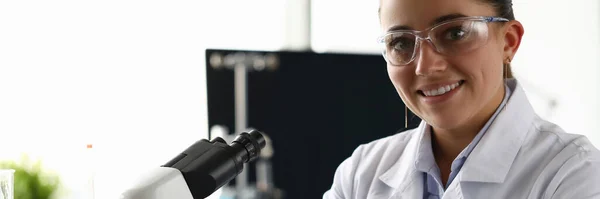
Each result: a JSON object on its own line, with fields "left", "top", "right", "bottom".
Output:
{"left": 513, "top": 115, "right": 600, "bottom": 199}
{"left": 529, "top": 117, "right": 600, "bottom": 198}
{"left": 323, "top": 128, "right": 420, "bottom": 199}
{"left": 549, "top": 142, "right": 600, "bottom": 199}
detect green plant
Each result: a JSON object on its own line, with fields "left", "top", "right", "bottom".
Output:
{"left": 0, "top": 155, "right": 60, "bottom": 199}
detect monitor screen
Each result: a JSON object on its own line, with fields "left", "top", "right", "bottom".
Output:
{"left": 205, "top": 49, "right": 420, "bottom": 199}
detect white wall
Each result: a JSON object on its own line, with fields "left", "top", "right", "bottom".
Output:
{"left": 311, "top": 0, "right": 381, "bottom": 54}
{"left": 512, "top": 0, "right": 600, "bottom": 147}
{"left": 0, "top": 1, "right": 285, "bottom": 198}
{"left": 312, "top": 0, "right": 600, "bottom": 146}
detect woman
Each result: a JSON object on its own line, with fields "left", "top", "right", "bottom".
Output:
{"left": 323, "top": 0, "right": 600, "bottom": 198}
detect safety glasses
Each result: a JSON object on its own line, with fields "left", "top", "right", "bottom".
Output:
{"left": 377, "top": 16, "right": 509, "bottom": 66}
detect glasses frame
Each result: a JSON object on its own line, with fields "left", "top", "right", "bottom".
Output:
{"left": 377, "top": 16, "right": 509, "bottom": 66}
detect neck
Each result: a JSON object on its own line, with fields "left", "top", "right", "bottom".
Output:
{"left": 431, "top": 83, "right": 506, "bottom": 161}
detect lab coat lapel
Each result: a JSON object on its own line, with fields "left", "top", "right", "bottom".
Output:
{"left": 458, "top": 79, "right": 535, "bottom": 184}
{"left": 378, "top": 122, "right": 428, "bottom": 199}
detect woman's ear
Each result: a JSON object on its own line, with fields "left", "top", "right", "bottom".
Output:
{"left": 503, "top": 20, "right": 525, "bottom": 60}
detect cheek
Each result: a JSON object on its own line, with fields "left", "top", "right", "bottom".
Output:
{"left": 453, "top": 46, "right": 504, "bottom": 82}
{"left": 387, "top": 66, "right": 401, "bottom": 83}
{"left": 387, "top": 66, "right": 413, "bottom": 99}
{"left": 473, "top": 51, "right": 503, "bottom": 81}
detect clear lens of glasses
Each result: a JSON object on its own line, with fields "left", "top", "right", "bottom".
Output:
{"left": 381, "top": 20, "right": 490, "bottom": 66}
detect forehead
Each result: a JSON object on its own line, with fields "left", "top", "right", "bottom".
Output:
{"left": 380, "top": 0, "right": 495, "bottom": 32}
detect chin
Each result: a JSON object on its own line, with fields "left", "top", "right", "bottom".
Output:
{"left": 423, "top": 114, "right": 466, "bottom": 130}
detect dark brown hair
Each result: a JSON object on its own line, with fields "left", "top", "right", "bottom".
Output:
{"left": 482, "top": 0, "right": 515, "bottom": 20}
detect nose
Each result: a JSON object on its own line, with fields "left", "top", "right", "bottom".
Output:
{"left": 414, "top": 39, "right": 448, "bottom": 76}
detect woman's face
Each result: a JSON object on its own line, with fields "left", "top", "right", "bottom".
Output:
{"left": 380, "top": 0, "right": 510, "bottom": 131}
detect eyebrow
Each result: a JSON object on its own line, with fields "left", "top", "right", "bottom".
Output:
{"left": 386, "top": 13, "right": 468, "bottom": 32}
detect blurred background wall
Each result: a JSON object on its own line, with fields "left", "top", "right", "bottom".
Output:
{"left": 0, "top": 0, "right": 598, "bottom": 198}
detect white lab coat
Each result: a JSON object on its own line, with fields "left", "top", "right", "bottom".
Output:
{"left": 323, "top": 79, "right": 600, "bottom": 199}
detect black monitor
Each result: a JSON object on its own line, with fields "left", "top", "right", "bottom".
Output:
{"left": 205, "top": 49, "right": 420, "bottom": 199}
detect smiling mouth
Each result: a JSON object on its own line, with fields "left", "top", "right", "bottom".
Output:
{"left": 418, "top": 80, "right": 465, "bottom": 97}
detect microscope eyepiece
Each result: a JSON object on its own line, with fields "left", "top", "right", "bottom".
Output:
{"left": 232, "top": 129, "right": 266, "bottom": 163}
{"left": 163, "top": 129, "right": 267, "bottom": 198}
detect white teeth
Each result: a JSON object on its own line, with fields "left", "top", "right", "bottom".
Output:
{"left": 422, "top": 82, "right": 461, "bottom": 97}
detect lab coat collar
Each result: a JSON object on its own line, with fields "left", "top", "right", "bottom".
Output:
{"left": 459, "top": 78, "right": 534, "bottom": 183}
{"left": 378, "top": 121, "right": 426, "bottom": 197}
{"left": 378, "top": 78, "right": 535, "bottom": 195}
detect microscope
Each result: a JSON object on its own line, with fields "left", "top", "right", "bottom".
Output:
{"left": 120, "top": 129, "right": 267, "bottom": 199}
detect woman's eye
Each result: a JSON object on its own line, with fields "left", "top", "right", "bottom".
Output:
{"left": 444, "top": 27, "right": 468, "bottom": 40}
{"left": 391, "top": 38, "right": 415, "bottom": 51}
